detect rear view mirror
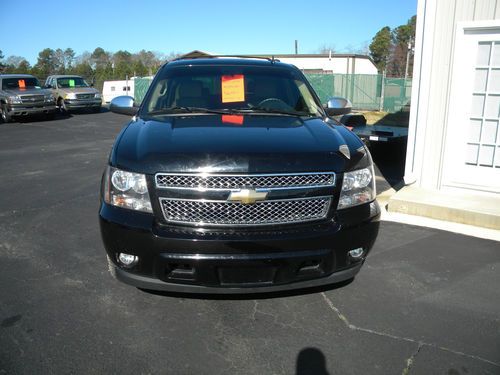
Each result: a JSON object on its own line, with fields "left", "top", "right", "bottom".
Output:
{"left": 324, "top": 97, "right": 352, "bottom": 116}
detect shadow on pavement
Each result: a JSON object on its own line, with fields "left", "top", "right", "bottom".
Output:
{"left": 369, "top": 139, "right": 407, "bottom": 192}
{"left": 296, "top": 347, "right": 330, "bottom": 375}
{"left": 373, "top": 110, "right": 409, "bottom": 127}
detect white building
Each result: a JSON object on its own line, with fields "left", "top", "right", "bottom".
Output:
{"left": 390, "top": 0, "right": 500, "bottom": 229}
{"left": 262, "top": 54, "right": 378, "bottom": 75}
{"left": 181, "top": 51, "right": 378, "bottom": 75}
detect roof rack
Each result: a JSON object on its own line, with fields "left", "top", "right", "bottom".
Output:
{"left": 172, "top": 55, "right": 280, "bottom": 63}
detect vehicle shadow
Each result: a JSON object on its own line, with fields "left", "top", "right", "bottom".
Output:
{"left": 138, "top": 277, "right": 354, "bottom": 300}
{"left": 373, "top": 110, "right": 409, "bottom": 127}
{"left": 370, "top": 139, "right": 407, "bottom": 192}
{"left": 73, "top": 106, "right": 110, "bottom": 115}
{"left": 13, "top": 112, "right": 72, "bottom": 123}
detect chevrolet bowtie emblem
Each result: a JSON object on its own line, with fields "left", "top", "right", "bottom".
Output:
{"left": 228, "top": 189, "right": 268, "bottom": 204}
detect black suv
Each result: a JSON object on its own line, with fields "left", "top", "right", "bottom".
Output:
{"left": 100, "top": 57, "right": 380, "bottom": 294}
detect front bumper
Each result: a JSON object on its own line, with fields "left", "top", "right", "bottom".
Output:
{"left": 8, "top": 103, "right": 57, "bottom": 116}
{"left": 64, "top": 99, "right": 101, "bottom": 110}
{"left": 99, "top": 201, "right": 380, "bottom": 294}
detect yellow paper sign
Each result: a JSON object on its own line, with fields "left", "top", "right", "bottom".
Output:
{"left": 221, "top": 75, "right": 245, "bottom": 103}
{"left": 69, "top": 79, "right": 75, "bottom": 87}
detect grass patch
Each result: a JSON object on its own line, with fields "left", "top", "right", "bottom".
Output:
{"left": 360, "top": 111, "right": 409, "bottom": 127}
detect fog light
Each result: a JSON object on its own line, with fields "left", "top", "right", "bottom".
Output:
{"left": 117, "top": 253, "right": 139, "bottom": 267}
{"left": 348, "top": 248, "right": 364, "bottom": 259}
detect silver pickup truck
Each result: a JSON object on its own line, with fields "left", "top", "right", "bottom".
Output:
{"left": 44, "top": 75, "right": 101, "bottom": 113}
{"left": 0, "top": 74, "right": 57, "bottom": 123}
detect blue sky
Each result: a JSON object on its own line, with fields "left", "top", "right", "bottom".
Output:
{"left": 1, "top": 0, "right": 417, "bottom": 64}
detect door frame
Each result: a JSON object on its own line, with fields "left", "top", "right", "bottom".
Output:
{"left": 442, "top": 20, "right": 500, "bottom": 194}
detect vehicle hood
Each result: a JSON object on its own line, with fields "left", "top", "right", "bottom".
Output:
{"left": 3, "top": 87, "right": 52, "bottom": 96}
{"left": 57, "top": 87, "right": 98, "bottom": 95}
{"left": 112, "top": 114, "right": 365, "bottom": 174}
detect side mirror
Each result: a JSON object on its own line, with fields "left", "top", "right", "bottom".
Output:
{"left": 110, "top": 96, "right": 138, "bottom": 116}
{"left": 324, "top": 97, "right": 352, "bottom": 116}
{"left": 45, "top": 84, "right": 52, "bottom": 89}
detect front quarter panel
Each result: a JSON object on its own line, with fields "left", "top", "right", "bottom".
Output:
{"left": 109, "top": 119, "right": 135, "bottom": 166}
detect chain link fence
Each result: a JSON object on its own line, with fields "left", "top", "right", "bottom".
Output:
{"left": 306, "top": 73, "right": 411, "bottom": 112}
{"left": 129, "top": 74, "right": 411, "bottom": 113}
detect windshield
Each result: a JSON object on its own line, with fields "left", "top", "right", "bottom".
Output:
{"left": 2, "top": 77, "right": 40, "bottom": 90}
{"left": 57, "top": 77, "right": 89, "bottom": 88}
{"left": 142, "top": 65, "right": 324, "bottom": 117}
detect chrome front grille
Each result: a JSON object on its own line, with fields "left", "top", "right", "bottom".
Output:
{"left": 159, "top": 197, "right": 331, "bottom": 226}
{"left": 156, "top": 172, "right": 335, "bottom": 190}
{"left": 76, "top": 93, "right": 95, "bottom": 100}
{"left": 20, "top": 95, "right": 44, "bottom": 103}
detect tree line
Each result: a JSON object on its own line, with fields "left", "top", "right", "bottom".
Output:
{"left": 369, "top": 15, "right": 416, "bottom": 76}
{"left": 0, "top": 47, "right": 180, "bottom": 89}
{"left": 0, "top": 16, "right": 416, "bottom": 86}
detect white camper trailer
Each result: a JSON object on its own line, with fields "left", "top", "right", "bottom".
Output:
{"left": 102, "top": 79, "right": 135, "bottom": 103}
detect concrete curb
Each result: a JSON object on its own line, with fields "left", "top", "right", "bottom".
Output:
{"left": 387, "top": 186, "right": 500, "bottom": 230}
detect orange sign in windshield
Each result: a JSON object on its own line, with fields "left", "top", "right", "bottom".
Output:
{"left": 222, "top": 114, "right": 244, "bottom": 125}
{"left": 221, "top": 75, "right": 245, "bottom": 103}
{"left": 18, "top": 79, "right": 26, "bottom": 89}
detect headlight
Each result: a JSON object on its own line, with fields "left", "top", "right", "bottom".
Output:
{"left": 103, "top": 166, "right": 152, "bottom": 213}
{"left": 337, "top": 148, "right": 376, "bottom": 210}
{"left": 8, "top": 96, "right": 22, "bottom": 104}
{"left": 95, "top": 93, "right": 102, "bottom": 99}
{"left": 44, "top": 94, "right": 55, "bottom": 102}
{"left": 65, "top": 93, "right": 76, "bottom": 100}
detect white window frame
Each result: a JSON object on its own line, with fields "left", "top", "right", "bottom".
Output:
{"left": 442, "top": 20, "right": 500, "bottom": 194}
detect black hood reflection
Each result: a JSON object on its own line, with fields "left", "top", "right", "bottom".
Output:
{"left": 112, "top": 114, "right": 364, "bottom": 174}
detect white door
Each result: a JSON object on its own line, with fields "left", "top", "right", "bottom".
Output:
{"left": 443, "top": 22, "right": 500, "bottom": 193}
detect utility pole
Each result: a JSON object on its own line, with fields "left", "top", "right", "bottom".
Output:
{"left": 404, "top": 38, "right": 413, "bottom": 82}
{"left": 379, "top": 69, "right": 386, "bottom": 112}
{"left": 295, "top": 40, "right": 298, "bottom": 55}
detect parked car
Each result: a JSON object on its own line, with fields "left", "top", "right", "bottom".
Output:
{"left": 100, "top": 56, "right": 380, "bottom": 294}
{"left": 0, "top": 74, "right": 57, "bottom": 122}
{"left": 44, "top": 75, "right": 101, "bottom": 113}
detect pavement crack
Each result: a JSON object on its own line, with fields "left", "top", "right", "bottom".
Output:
{"left": 320, "top": 292, "right": 500, "bottom": 368}
{"left": 251, "top": 300, "right": 301, "bottom": 331}
{"left": 402, "top": 343, "right": 423, "bottom": 375}
{"left": 320, "top": 292, "right": 355, "bottom": 329}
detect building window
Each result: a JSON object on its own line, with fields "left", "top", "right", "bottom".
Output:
{"left": 467, "top": 41, "right": 500, "bottom": 168}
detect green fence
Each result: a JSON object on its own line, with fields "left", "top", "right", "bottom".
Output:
{"left": 132, "top": 74, "right": 411, "bottom": 113}
{"left": 305, "top": 73, "right": 411, "bottom": 112}
{"left": 134, "top": 77, "right": 153, "bottom": 104}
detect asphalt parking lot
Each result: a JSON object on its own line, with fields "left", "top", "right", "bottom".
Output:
{"left": 0, "top": 111, "right": 499, "bottom": 375}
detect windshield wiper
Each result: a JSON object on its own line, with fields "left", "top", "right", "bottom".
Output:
{"left": 147, "top": 107, "right": 231, "bottom": 116}
{"left": 233, "top": 107, "right": 315, "bottom": 117}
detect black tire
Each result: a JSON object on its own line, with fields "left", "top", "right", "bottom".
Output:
{"left": 1, "top": 103, "right": 12, "bottom": 123}
{"left": 92, "top": 106, "right": 101, "bottom": 113}
{"left": 58, "top": 98, "right": 67, "bottom": 114}
{"left": 45, "top": 113, "right": 56, "bottom": 121}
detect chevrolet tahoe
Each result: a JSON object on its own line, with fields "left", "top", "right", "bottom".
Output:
{"left": 99, "top": 57, "right": 380, "bottom": 294}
